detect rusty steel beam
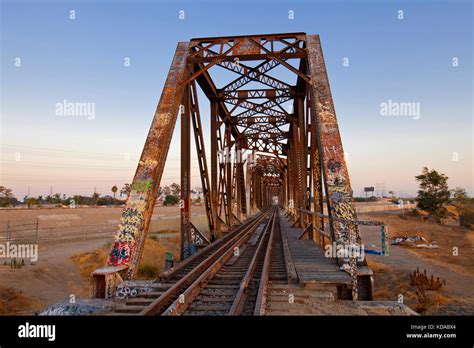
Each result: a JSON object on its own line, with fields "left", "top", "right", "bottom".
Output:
{"left": 218, "top": 60, "right": 292, "bottom": 92}
{"left": 181, "top": 82, "right": 192, "bottom": 259}
{"left": 307, "top": 34, "right": 361, "bottom": 300}
{"left": 306, "top": 34, "right": 360, "bottom": 244}
{"left": 189, "top": 52, "right": 305, "bottom": 64}
{"left": 225, "top": 125, "right": 233, "bottom": 225}
{"left": 190, "top": 32, "right": 306, "bottom": 43}
{"left": 106, "top": 42, "right": 190, "bottom": 279}
{"left": 189, "top": 80, "right": 217, "bottom": 243}
{"left": 210, "top": 100, "right": 219, "bottom": 240}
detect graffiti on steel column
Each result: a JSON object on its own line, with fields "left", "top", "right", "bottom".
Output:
{"left": 108, "top": 158, "right": 157, "bottom": 267}
{"left": 323, "top": 143, "right": 360, "bottom": 245}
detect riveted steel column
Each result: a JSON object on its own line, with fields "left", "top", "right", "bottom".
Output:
{"left": 210, "top": 100, "right": 219, "bottom": 240}
{"left": 106, "top": 42, "right": 190, "bottom": 279}
{"left": 225, "top": 125, "right": 233, "bottom": 225}
{"left": 307, "top": 34, "right": 360, "bottom": 300}
{"left": 181, "top": 83, "right": 192, "bottom": 259}
{"left": 307, "top": 34, "right": 360, "bottom": 244}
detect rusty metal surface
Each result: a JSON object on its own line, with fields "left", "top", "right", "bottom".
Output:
{"left": 307, "top": 34, "right": 361, "bottom": 299}
{"left": 106, "top": 42, "right": 190, "bottom": 279}
{"left": 306, "top": 34, "right": 360, "bottom": 244}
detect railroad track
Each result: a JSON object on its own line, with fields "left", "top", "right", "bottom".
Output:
{"left": 180, "top": 210, "right": 277, "bottom": 316}
{"left": 254, "top": 207, "right": 288, "bottom": 315}
{"left": 112, "top": 207, "right": 274, "bottom": 315}
{"left": 112, "top": 206, "right": 292, "bottom": 316}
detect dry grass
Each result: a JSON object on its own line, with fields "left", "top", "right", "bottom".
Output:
{"left": 364, "top": 212, "right": 474, "bottom": 277}
{"left": 368, "top": 257, "right": 451, "bottom": 314}
{"left": 72, "top": 247, "right": 109, "bottom": 279}
{"left": 409, "top": 268, "right": 447, "bottom": 313}
{"left": 414, "top": 287, "right": 449, "bottom": 314}
{"left": 0, "top": 286, "right": 41, "bottom": 315}
{"left": 72, "top": 235, "right": 181, "bottom": 281}
{"left": 369, "top": 258, "right": 408, "bottom": 298}
{"left": 367, "top": 259, "right": 390, "bottom": 273}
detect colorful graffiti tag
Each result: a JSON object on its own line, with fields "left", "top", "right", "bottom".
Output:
{"left": 107, "top": 159, "right": 157, "bottom": 269}
{"left": 307, "top": 35, "right": 362, "bottom": 299}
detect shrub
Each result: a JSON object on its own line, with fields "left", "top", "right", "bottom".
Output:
{"left": 415, "top": 167, "right": 450, "bottom": 218}
{"left": 97, "top": 196, "right": 114, "bottom": 206}
{"left": 163, "top": 195, "right": 179, "bottom": 206}
{"left": 459, "top": 205, "right": 474, "bottom": 230}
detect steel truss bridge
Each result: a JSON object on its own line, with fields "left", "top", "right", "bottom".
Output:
{"left": 90, "top": 33, "right": 390, "bottom": 316}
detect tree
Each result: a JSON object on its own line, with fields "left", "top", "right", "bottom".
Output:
{"left": 111, "top": 185, "right": 118, "bottom": 199}
{"left": 162, "top": 186, "right": 171, "bottom": 196}
{"left": 26, "top": 197, "right": 37, "bottom": 207}
{"left": 163, "top": 194, "right": 179, "bottom": 206}
{"left": 97, "top": 195, "right": 114, "bottom": 206}
{"left": 415, "top": 167, "right": 451, "bottom": 217}
{"left": 450, "top": 188, "right": 473, "bottom": 229}
{"left": 0, "top": 186, "right": 15, "bottom": 207}
{"left": 53, "top": 193, "right": 61, "bottom": 204}
{"left": 92, "top": 192, "right": 100, "bottom": 205}
{"left": 73, "top": 195, "right": 82, "bottom": 206}
{"left": 451, "top": 187, "right": 469, "bottom": 206}
{"left": 120, "top": 184, "right": 131, "bottom": 197}
{"left": 170, "top": 183, "right": 180, "bottom": 196}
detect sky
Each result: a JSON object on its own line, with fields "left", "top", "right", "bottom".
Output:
{"left": 1, "top": 0, "right": 472, "bottom": 199}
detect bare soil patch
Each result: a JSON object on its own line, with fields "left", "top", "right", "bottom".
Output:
{"left": 362, "top": 212, "right": 474, "bottom": 315}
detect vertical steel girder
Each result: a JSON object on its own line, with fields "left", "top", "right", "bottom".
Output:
{"left": 181, "top": 81, "right": 192, "bottom": 259}
{"left": 107, "top": 42, "right": 190, "bottom": 279}
{"left": 225, "top": 125, "right": 233, "bottom": 226}
{"left": 309, "top": 89, "right": 323, "bottom": 244}
{"left": 189, "top": 80, "right": 217, "bottom": 241}
{"left": 307, "top": 35, "right": 360, "bottom": 299}
{"left": 210, "top": 101, "right": 219, "bottom": 240}
{"left": 306, "top": 35, "right": 360, "bottom": 245}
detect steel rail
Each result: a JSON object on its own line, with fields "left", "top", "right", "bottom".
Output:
{"left": 161, "top": 210, "right": 275, "bottom": 316}
{"left": 228, "top": 208, "right": 276, "bottom": 315}
{"left": 159, "top": 211, "right": 267, "bottom": 281}
{"left": 139, "top": 208, "right": 271, "bottom": 316}
{"left": 253, "top": 208, "right": 278, "bottom": 315}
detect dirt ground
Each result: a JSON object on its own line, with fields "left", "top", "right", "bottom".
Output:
{"left": 0, "top": 204, "right": 207, "bottom": 233}
{"left": 360, "top": 212, "right": 474, "bottom": 315}
{"left": 0, "top": 238, "right": 109, "bottom": 315}
{"left": 0, "top": 205, "right": 193, "bottom": 315}
{"left": 1, "top": 206, "right": 473, "bottom": 315}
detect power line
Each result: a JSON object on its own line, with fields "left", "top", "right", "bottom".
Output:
{"left": 0, "top": 144, "right": 190, "bottom": 162}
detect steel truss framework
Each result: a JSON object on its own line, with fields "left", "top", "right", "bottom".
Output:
{"left": 104, "top": 33, "right": 365, "bottom": 297}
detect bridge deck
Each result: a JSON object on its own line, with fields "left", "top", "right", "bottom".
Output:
{"left": 279, "top": 210, "right": 352, "bottom": 288}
